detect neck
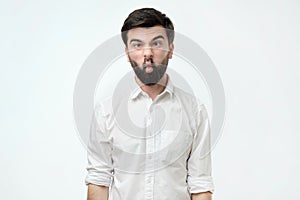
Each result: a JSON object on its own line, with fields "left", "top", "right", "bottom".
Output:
{"left": 135, "top": 74, "right": 168, "bottom": 101}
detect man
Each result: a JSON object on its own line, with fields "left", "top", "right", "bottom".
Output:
{"left": 86, "top": 8, "right": 214, "bottom": 200}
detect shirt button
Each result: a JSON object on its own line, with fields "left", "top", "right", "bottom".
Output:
{"left": 146, "top": 118, "right": 152, "bottom": 126}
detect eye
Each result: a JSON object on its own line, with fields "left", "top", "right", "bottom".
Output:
{"left": 131, "top": 42, "right": 143, "bottom": 49}
{"left": 153, "top": 41, "right": 161, "bottom": 47}
{"left": 152, "top": 41, "right": 162, "bottom": 47}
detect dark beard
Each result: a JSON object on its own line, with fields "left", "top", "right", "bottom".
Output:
{"left": 129, "top": 56, "right": 169, "bottom": 86}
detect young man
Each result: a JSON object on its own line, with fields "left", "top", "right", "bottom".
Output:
{"left": 86, "top": 8, "right": 214, "bottom": 200}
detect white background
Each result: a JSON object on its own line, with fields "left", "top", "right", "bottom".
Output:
{"left": 1, "top": 0, "right": 299, "bottom": 199}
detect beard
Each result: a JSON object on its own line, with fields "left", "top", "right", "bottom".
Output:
{"left": 129, "top": 55, "right": 169, "bottom": 86}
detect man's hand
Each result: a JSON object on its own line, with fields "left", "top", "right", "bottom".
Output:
{"left": 191, "top": 191, "right": 212, "bottom": 200}
{"left": 87, "top": 184, "right": 109, "bottom": 200}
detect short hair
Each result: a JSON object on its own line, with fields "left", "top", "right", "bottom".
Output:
{"left": 121, "top": 8, "right": 174, "bottom": 46}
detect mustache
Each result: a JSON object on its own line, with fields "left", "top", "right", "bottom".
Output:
{"left": 143, "top": 57, "right": 153, "bottom": 64}
{"left": 142, "top": 57, "right": 154, "bottom": 70}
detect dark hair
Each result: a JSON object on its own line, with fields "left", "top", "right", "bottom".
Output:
{"left": 121, "top": 8, "right": 174, "bottom": 46}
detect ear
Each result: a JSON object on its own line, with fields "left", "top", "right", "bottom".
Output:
{"left": 125, "top": 47, "right": 130, "bottom": 62}
{"left": 168, "top": 43, "right": 174, "bottom": 59}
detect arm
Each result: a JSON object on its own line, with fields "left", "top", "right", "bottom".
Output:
{"left": 85, "top": 103, "right": 113, "bottom": 200}
{"left": 191, "top": 191, "right": 212, "bottom": 200}
{"left": 87, "top": 184, "right": 109, "bottom": 200}
{"left": 187, "top": 103, "right": 214, "bottom": 198}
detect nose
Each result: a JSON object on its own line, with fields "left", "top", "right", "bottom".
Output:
{"left": 143, "top": 47, "right": 153, "bottom": 59}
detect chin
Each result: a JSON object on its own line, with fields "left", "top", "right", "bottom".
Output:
{"left": 144, "top": 82, "right": 157, "bottom": 86}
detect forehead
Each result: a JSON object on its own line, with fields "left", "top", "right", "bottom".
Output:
{"left": 127, "top": 26, "right": 168, "bottom": 42}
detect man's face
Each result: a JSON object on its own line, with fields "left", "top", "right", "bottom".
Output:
{"left": 125, "top": 26, "right": 174, "bottom": 86}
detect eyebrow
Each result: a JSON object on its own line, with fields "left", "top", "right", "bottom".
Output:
{"left": 129, "top": 39, "right": 142, "bottom": 44}
{"left": 151, "top": 35, "right": 165, "bottom": 41}
{"left": 129, "top": 35, "right": 165, "bottom": 44}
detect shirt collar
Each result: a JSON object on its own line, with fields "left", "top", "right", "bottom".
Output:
{"left": 130, "top": 74, "right": 174, "bottom": 100}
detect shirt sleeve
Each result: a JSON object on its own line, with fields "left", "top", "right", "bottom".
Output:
{"left": 85, "top": 103, "right": 113, "bottom": 187}
{"left": 187, "top": 102, "right": 215, "bottom": 194}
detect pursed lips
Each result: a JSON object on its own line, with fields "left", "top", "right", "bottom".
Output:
{"left": 143, "top": 58, "right": 154, "bottom": 73}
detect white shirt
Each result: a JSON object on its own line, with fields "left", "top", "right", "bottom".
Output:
{"left": 85, "top": 74, "right": 214, "bottom": 200}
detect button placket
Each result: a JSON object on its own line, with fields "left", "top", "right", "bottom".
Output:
{"left": 144, "top": 96, "right": 155, "bottom": 200}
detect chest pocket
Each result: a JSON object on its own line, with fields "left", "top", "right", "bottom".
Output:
{"left": 156, "top": 129, "right": 193, "bottom": 166}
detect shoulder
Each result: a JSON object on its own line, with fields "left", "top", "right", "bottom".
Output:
{"left": 172, "top": 85, "right": 206, "bottom": 110}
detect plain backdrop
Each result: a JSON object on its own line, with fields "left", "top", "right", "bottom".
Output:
{"left": 1, "top": 0, "right": 300, "bottom": 199}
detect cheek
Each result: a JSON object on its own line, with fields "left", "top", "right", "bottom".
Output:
{"left": 153, "top": 49, "right": 169, "bottom": 61}
{"left": 128, "top": 51, "right": 141, "bottom": 59}
{"left": 127, "top": 51, "right": 144, "bottom": 65}
{"left": 127, "top": 49, "right": 170, "bottom": 64}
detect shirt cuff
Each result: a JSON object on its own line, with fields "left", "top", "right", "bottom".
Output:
{"left": 187, "top": 176, "right": 215, "bottom": 194}
{"left": 85, "top": 169, "right": 113, "bottom": 187}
